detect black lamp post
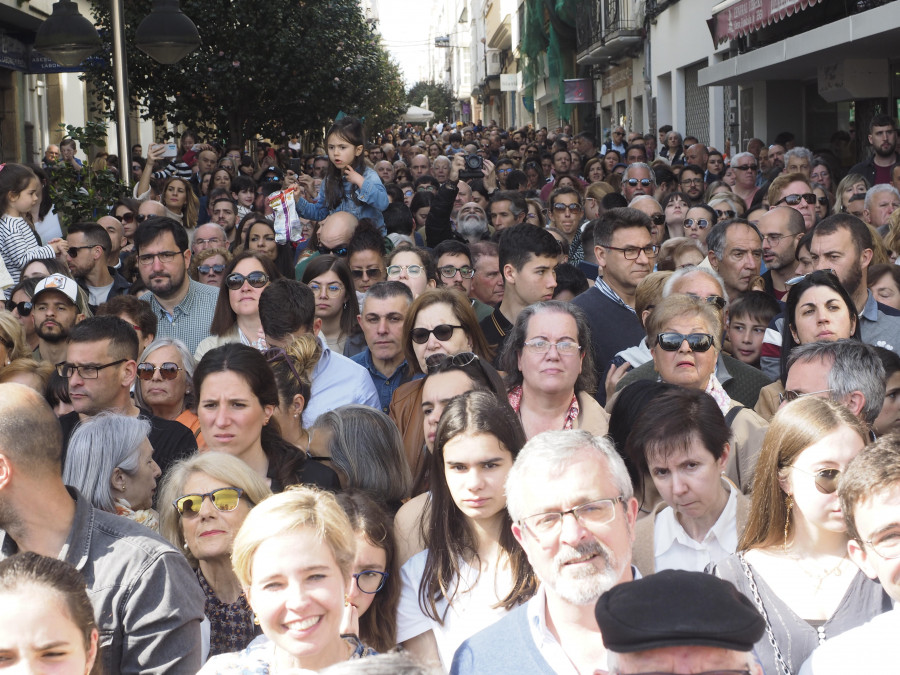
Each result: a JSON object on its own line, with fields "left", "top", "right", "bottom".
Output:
{"left": 34, "top": 0, "right": 200, "bottom": 185}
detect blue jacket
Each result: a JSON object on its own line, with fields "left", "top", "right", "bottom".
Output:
{"left": 295, "top": 166, "right": 389, "bottom": 233}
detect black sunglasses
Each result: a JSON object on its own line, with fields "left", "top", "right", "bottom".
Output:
{"left": 649, "top": 213, "right": 666, "bottom": 226}
{"left": 317, "top": 244, "right": 349, "bottom": 257}
{"left": 410, "top": 324, "right": 462, "bottom": 344}
{"left": 656, "top": 332, "right": 716, "bottom": 352}
{"left": 198, "top": 264, "right": 225, "bottom": 275}
{"left": 225, "top": 271, "right": 269, "bottom": 290}
{"left": 4, "top": 300, "right": 32, "bottom": 316}
{"left": 351, "top": 267, "right": 384, "bottom": 280}
{"left": 425, "top": 351, "right": 478, "bottom": 372}
{"left": 776, "top": 193, "right": 817, "bottom": 207}
{"left": 625, "top": 178, "right": 652, "bottom": 187}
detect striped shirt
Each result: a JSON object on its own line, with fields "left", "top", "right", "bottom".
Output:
{"left": 593, "top": 275, "right": 636, "bottom": 314}
{"left": 0, "top": 214, "right": 55, "bottom": 291}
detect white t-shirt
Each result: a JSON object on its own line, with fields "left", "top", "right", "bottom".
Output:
{"left": 397, "top": 548, "right": 513, "bottom": 670}
{"left": 799, "top": 605, "right": 899, "bottom": 674}
{"left": 88, "top": 281, "right": 114, "bottom": 307}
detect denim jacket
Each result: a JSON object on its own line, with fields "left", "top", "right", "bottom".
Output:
{"left": 0, "top": 488, "right": 205, "bottom": 674}
{"left": 295, "top": 166, "right": 389, "bottom": 233}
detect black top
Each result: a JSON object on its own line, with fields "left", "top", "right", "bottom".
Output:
{"left": 479, "top": 307, "right": 514, "bottom": 367}
{"left": 59, "top": 408, "right": 198, "bottom": 478}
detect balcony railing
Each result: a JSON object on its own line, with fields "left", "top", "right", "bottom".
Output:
{"left": 576, "top": 0, "right": 642, "bottom": 55}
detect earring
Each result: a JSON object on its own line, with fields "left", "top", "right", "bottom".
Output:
{"left": 253, "top": 614, "right": 260, "bottom": 625}
{"left": 783, "top": 494, "right": 793, "bottom": 551}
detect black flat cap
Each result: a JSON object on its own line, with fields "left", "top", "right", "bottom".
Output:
{"left": 594, "top": 570, "right": 765, "bottom": 653}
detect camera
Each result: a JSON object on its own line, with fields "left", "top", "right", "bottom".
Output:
{"left": 459, "top": 154, "right": 484, "bottom": 181}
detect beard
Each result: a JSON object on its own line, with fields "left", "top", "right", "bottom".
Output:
{"left": 841, "top": 259, "right": 864, "bottom": 300}
{"left": 146, "top": 266, "right": 187, "bottom": 300}
{"left": 36, "top": 321, "right": 70, "bottom": 344}
{"left": 458, "top": 214, "right": 489, "bottom": 241}
{"left": 543, "top": 540, "right": 624, "bottom": 606}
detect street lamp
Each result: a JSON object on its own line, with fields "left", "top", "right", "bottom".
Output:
{"left": 34, "top": 0, "right": 200, "bottom": 185}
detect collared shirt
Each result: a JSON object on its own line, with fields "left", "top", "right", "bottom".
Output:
{"left": 593, "top": 275, "right": 636, "bottom": 315}
{"left": 141, "top": 279, "right": 218, "bottom": 354}
{"left": 860, "top": 289, "right": 900, "bottom": 352}
{"left": 351, "top": 348, "right": 418, "bottom": 412}
{"left": 303, "top": 336, "right": 381, "bottom": 427}
{"left": 0, "top": 488, "right": 205, "bottom": 674}
{"left": 654, "top": 477, "right": 738, "bottom": 573}
{"left": 705, "top": 373, "right": 733, "bottom": 415}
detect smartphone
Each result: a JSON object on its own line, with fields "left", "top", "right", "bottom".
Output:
{"left": 288, "top": 158, "right": 302, "bottom": 174}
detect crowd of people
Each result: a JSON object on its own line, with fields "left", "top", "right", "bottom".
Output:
{"left": 1, "top": 112, "right": 900, "bottom": 674}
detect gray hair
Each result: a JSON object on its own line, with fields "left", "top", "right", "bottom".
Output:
{"left": 133, "top": 338, "right": 196, "bottom": 411}
{"left": 730, "top": 151, "right": 755, "bottom": 167}
{"left": 663, "top": 266, "right": 729, "bottom": 306}
{"left": 320, "top": 652, "right": 441, "bottom": 675}
{"left": 629, "top": 195, "right": 661, "bottom": 209}
{"left": 865, "top": 184, "right": 900, "bottom": 211}
{"left": 784, "top": 146, "right": 813, "bottom": 166}
{"left": 432, "top": 156, "right": 451, "bottom": 168}
{"left": 194, "top": 223, "right": 227, "bottom": 240}
{"left": 361, "top": 280, "right": 413, "bottom": 312}
{"left": 505, "top": 430, "right": 633, "bottom": 523}
{"left": 311, "top": 405, "right": 412, "bottom": 503}
{"left": 622, "top": 162, "right": 657, "bottom": 188}
{"left": 63, "top": 412, "right": 151, "bottom": 513}
{"left": 705, "top": 218, "right": 760, "bottom": 261}
{"left": 787, "top": 340, "right": 886, "bottom": 424}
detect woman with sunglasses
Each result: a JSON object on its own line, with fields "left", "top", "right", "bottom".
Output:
{"left": 347, "top": 220, "right": 387, "bottom": 295}
{"left": 63, "top": 412, "right": 160, "bottom": 529}
{"left": 714, "top": 397, "right": 889, "bottom": 675}
{"left": 195, "top": 343, "right": 340, "bottom": 493}
{"left": 159, "top": 451, "right": 272, "bottom": 656}
{"left": 194, "top": 251, "right": 281, "bottom": 362}
{"left": 337, "top": 490, "right": 401, "bottom": 653}
{"left": 811, "top": 183, "right": 833, "bottom": 224}
{"left": 302, "top": 254, "right": 364, "bottom": 357}
{"left": 754, "top": 270, "right": 861, "bottom": 420}
{"left": 730, "top": 152, "right": 761, "bottom": 209}
{"left": 239, "top": 213, "right": 295, "bottom": 279}
{"left": 190, "top": 246, "right": 233, "bottom": 287}
{"left": 113, "top": 197, "right": 141, "bottom": 258}
{"left": 498, "top": 301, "right": 608, "bottom": 440}
{"left": 135, "top": 337, "right": 201, "bottom": 441}
{"left": 661, "top": 191, "right": 690, "bottom": 239}
{"left": 682, "top": 203, "right": 718, "bottom": 251}
{"left": 390, "top": 289, "right": 493, "bottom": 482}
{"left": 626, "top": 387, "right": 750, "bottom": 575}
{"left": 646, "top": 294, "right": 767, "bottom": 494}
{"left": 385, "top": 245, "right": 438, "bottom": 299}
{"left": 397, "top": 390, "right": 536, "bottom": 670}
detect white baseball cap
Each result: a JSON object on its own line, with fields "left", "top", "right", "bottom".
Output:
{"left": 32, "top": 273, "right": 79, "bottom": 306}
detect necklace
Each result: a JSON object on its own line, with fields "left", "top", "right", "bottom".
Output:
{"left": 790, "top": 552, "right": 850, "bottom": 592}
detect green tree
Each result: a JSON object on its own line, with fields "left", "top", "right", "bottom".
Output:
{"left": 406, "top": 81, "right": 455, "bottom": 123}
{"left": 84, "top": 0, "right": 407, "bottom": 145}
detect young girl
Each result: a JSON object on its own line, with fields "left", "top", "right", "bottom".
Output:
{"left": 295, "top": 117, "right": 389, "bottom": 234}
{"left": 396, "top": 390, "right": 537, "bottom": 670}
{"left": 0, "top": 163, "right": 66, "bottom": 290}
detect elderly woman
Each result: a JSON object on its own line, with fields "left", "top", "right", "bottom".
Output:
{"left": 198, "top": 487, "right": 376, "bottom": 672}
{"left": 62, "top": 412, "right": 160, "bottom": 529}
{"left": 189, "top": 247, "right": 233, "bottom": 287}
{"left": 714, "top": 397, "right": 890, "bottom": 675}
{"left": 498, "top": 301, "right": 608, "bottom": 439}
{"left": 135, "top": 338, "right": 201, "bottom": 440}
{"left": 158, "top": 452, "right": 272, "bottom": 657}
{"left": 628, "top": 387, "right": 751, "bottom": 575}
{"left": 0, "top": 356, "right": 54, "bottom": 393}
{"left": 646, "top": 293, "right": 768, "bottom": 493}
{"left": 310, "top": 405, "right": 412, "bottom": 513}
{"left": 390, "top": 288, "right": 493, "bottom": 480}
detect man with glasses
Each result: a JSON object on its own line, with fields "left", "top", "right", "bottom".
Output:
{"left": 0, "top": 383, "right": 205, "bottom": 674}
{"left": 679, "top": 164, "right": 706, "bottom": 204}
{"left": 573, "top": 208, "right": 655, "bottom": 404}
{"left": 451, "top": 430, "right": 639, "bottom": 675}
{"left": 757, "top": 207, "right": 805, "bottom": 300}
{"left": 191, "top": 223, "right": 228, "bottom": 255}
{"left": 548, "top": 186, "right": 586, "bottom": 263}
{"left": 294, "top": 211, "right": 359, "bottom": 279}
{"left": 706, "top": 219, "right": 763, "bottom": 303}
{"left": 66, "top": 222, "right": 130, "bottom": 312}
{"left": 432, "top": 240, "right": 493, "bottom": 321}
{"left": 351, "top": 281, "right": 417, "bottom": 412}
{"left": 768, "top": 172, "right": 816, "bottom": 231}
{"left": 55, "top": 316, "right": 198, "bottom": 475}
{"left": 136, "top": 217, "right": 218, "bottom": 354}
{"left": 620, "top": 162, "right": 656, "bottom": 203}
{"left": 800, "top": 434, "right": 900, "bottom": 674}
{"left": 782, "top": 340, "right": 885, "bottom": 431}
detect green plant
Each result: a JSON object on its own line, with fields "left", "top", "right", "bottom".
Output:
{"left": 49, "top": 121, "right": 128, "bottom": 231}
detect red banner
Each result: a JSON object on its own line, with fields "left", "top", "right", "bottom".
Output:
{"left": 709, "top": 0, "right": 821, "bottom": 44}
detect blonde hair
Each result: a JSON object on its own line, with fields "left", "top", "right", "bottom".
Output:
{"left": 739, "top": 397, "right": 868, "bottom": 551}
{"left": 635, "top": 271, "right": 672, "bottom": 322}
{"left": 645, "top": 294, "right": 722, "bottom": 351}
{"left": 232, "top": 486, "right": 356, "bottom": 588}
{"left": 157, "top": 452, "right": 272, "bottom": 568}
{"left": 0, "top": 311, "right": 30, "bottom": 362}
{"left": 161, "top": 176, "right": 199, "bottom": 229}
{"left": 0, "top": 358, "right": 54, "bottom": 389}
{"left": 883, "top": 208, "right": 900, "bottom": 257}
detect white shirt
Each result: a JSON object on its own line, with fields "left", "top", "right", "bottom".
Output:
{"left": 799, "top": 605, "right": 899, "bottom": 675}
{"left": 397, "top": 549, "right": 514, "bottom": 671}
{"left": 654, "top": 479, "right": 738, "bottom": 573}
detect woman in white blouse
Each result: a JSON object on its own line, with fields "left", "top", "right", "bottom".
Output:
{"left": 627, "top": 387, "right": 750, "bottom": 575}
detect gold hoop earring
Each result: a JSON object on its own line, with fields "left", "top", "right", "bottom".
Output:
{"left": 783, "top": 494, "right": 793, "bottom": 551}
{"left": 253, "top": 614, "right": 260, "bottom": 625}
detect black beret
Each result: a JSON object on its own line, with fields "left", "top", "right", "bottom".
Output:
{"left": 594, "top": 570, "right": 765, "bottom": 653}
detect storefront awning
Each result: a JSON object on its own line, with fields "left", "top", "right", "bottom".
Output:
{"left": 707, "top": 0, "right": 821, "bottom": 45}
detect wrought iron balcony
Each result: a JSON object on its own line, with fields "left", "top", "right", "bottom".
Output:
{"left": 576, "top": 0, "right": 643, "bottom": 65}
